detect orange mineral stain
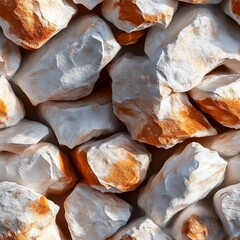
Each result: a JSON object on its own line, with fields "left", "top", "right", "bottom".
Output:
{"left": 232, "top": 0, "right": 240, "bottom": 16}
{"left": 116, "top": 30, "right": 145, "bottom": 45}
{"left": 0, "top": 100, "right": 7, "bottom": 124}
{"left": 28, "top": 196, "right": 50, "bottom": 215}
{"left": 59, "top": 152, "right": 74, "bottom": 179}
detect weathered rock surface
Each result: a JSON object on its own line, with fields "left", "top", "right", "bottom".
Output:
{"left": 73, "top": 0, "right": 103, "bottom": 10}
{"left": 37, "top": 223, "right": 66, "bottom": 240}
{"left": 138, "top": 142, "right": 227, "bottom": 227}
{"left": 0, "top": 75, "right": 24, "bottom": 129}
{"left": 145, "top": 5, "right": 240, "bottom": 92}
{"left": 115, "top": 30, "right": 146, "bottom": 45}
{"left": 222, "top": 0, "right": 240, "bottom": 25}
{"left": 73, "top": 133, "right": 151, "bottom": 193}
{"left": 13, "top": 15, "right": 121, "bottom": 105}
{"left": 102, "top": 0, "right": 178, "bottom": 32}
{"left": 39, "top": 91, "right": 121, "bottom": 149}
{"left": 64, "top": 182, "right": 132, "bottom": 240}
{"left": 179, "top": 0, "right": 222, "bottom": 4}
{"left": 0, "top": 143, "right": 77, "bottom": 195}
{"left": 0, "top": 0, "right": 77, "bottom": 49}
{"left": 0, "top": 181, "right": 59, "bottom": 239}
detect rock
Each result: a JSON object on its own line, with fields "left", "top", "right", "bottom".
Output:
{"left": 0, "top": 143, "right": 78, "bottom": 195}
{"left": 39, "top": 91, "right": 121, "bottom": 149}
{"left": 0, "top": 75, "right": 24, "bottom": 129}
{"left": 110, "top": 54, "right": 216, "bottom": 148}
{"left": 73, "top": 0, "right": 103, "bottom": 10}
{"left": 37, "top": 223, "right": 66, "bottom": 240}
{"left": 214, "top": 183, "right": 240, "bottom": 239}
{"left": 0, "top": 29, "right": 21, "bottom": 79}
{"left": 72, "top": 133, "right": 151, "bottom": 193}
{"left": 0, "top": 181, "right": 59, "bottom": 239}
{"left": 138, "top": 142, "right": 227, "bottom": 227}
{"left": 12, "top": 15, "right": 120, "bottom": 106}
{"left": 145, "top": 5, "right": 240, "bottom": 92}
{"left": 179, "top": 0, "right": 222, "bottom": 4}
{"left": 222, "top": 0, "right": 240, "bottom": 25}
{"left": 102, "top": 0, "right": 178, "bottom": 32}
{"left": 115, "top": 30, "right": 146, "bottom": 45}
{"left": 0, "top": 119, "right": 50, "bottom": 153}
{"left": 109, "top": 217, "right": 173, "bottom": 240}
{"left": 64, "top": 182, "right": 132, "bottom": 240}
{"left": 0, "top": 0, "right": 77, "bottom": 49}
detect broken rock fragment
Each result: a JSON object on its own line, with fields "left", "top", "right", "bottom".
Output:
{"left": 73, "top": 133, "right": 151, "bottom": 193}
{"left": 115, "top": 30, "right": 146, "bottom": 45}
{"left": 73, "top": 0, "right": 103, "bottom": 10}
{"left": 138, "top": 142, "right": 227, "bottom": 227}
{"left": 64, "top": 182, "right": 132, "bottom": 240}
{"left": 222, "top": 0, "right": 240, "bottom": 25}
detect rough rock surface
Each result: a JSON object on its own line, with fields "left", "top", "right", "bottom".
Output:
{"left": 102, "top": 0, "right": 178, "bottom": 32}
{"left": 0, "top": 143, "right": 77, "bottom": 195}
{"left": 13, "top": 15, "right": 121, "bottom": 105}
{"left": 138, "top": 142, "right": 227, "bottom": 227}
{"left": 73, "top": 133, "right": 151, "bottom": 193}
{"left": 64, "top": 182, "right": 132, "bottom": 240}
{"left": 39, "top": 91, "right": 120, "bottom": 149}
{"left": 0, "top": 75, "right": 24, "bottom": 129}
{"left": 0, "top": 0, "right": 77, "bottom": 49}
{"left": 73, "top": 0, "right": 103, "bottom": 10}
{"left": 145, "top": 5, "right": 240, "bottom": 92}
{"left": 0, "top": 181, "right": 59, "bottom": 239}
{"left": 222, "top": 0, "right": 240, "bottom": 25}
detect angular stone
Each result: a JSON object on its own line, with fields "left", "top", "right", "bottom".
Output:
{"left": 64, "top": 182, "right": 132, "bottom": 240}
{"left": 145, "top": 6, "right": 240, "bottom": 92}
{"left": 110, "top": 54, "right": 216, "bottom": 148}
{"left": 222, "top": 0, "right": 240, "bottom": 25}
{"left": 102, "top": 0, "right": 178, "bottom": 32}
{"left": 73, "top": 133, "right": 151, "bottom": 193}
{"left": 0, "top": 0, "right": 77, "bottom": 49}
{"left": 39, "top": 91, "right": 121, "bottom": 149}
{"left": 138, "top": 142, "right": 227, "bottom": 227}
{"left": 0, "top": 143, "right": 78, "bottom": 195}
{"left": 0, "top": 75, "right": 24, "bottom": 129}
{"left": 73, "top": 0, "right": 103, "bottom": 10}
{"left": 37, "top": 223, "right": 66, "bottom": 240}
{"left": 0, "top": 119, "right": 50, "bottom": 153}
{"left": 12, "top": 15, "right": 120, "bottom": 106}
{"left": 0, "top": 181, "right": 59, "bottom": 239}
{"left": 115, "top": 30, "right": 146, "bottom": 45}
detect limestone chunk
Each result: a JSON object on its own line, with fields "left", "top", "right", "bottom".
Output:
{"left": 222, "top": 0, "right": 240, "bottom": 25}
{"left": 0, "top": 119, "right": 50, "bottom": 153}
{"left": 37, "top": 223, "right": 66, "bottom": 240}
{"left": 0, "top": 181, "right": 59, "bottom": 239}
{"left": 73, "top": 133, "right": 151, "bottom": 193}
{"left": 138, "top": 142, "right": 227, "bottom": 227}
{"left": 39, "top": 91, "right": 121, "bottom": 149}
{"left": 73, "top": 0, "right": 103, "bottom": 10}
{"left": 64, "top": 182, "right": 132, "bottom": 240}
{"left": 110, "top": 54, "right": 216, "bottom": 148}
{"left": 214, "top": 183, "right": 240, "bottom": 239}
{"left": 0, "top": 0, "right": 77, "bottom": 49}
{"left": 13, "top": 15, "right": 121, "bottom": 106}
{"left": 224, "top": 154, "right": 240, "bottom": 186}
{"left": 102, "top": 0, "right": 178, "bottom": 32}
{"left": 0, "top": 143, "right": 78, "bottom": 195}
{"left": 0, "top": 75, "right": 24, "bottom": 129}
{"left": 145, "top": 6, "right": 240, "bottom": 92}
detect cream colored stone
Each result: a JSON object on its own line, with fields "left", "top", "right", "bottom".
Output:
{"left": 222, "top": 0, "right": 240, "bottom": 25}
{"left": 179, "top": 0, "right": 222, "bottom": 3}
{"left": 64, "top": 182, "right": 132, "bottom": 240}
{"left": 73, "top": 0, "right": 102, "bottom": 9}
{"left": 73, "top": 133, "right": 151, "bottom": 193}
{"left": 37, "top": 223, "right": 66, "bottom": 240}
{"left": 224, "top": 154, "right": 240, "bottom": 187}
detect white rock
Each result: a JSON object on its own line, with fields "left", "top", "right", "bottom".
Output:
{"left": 110, "top": 217, "right": 173, "bottom": 240}
{"left": 12, "top": 15, "right": 121, "bottom": 106}
{"left": 0, "top": 119, "right": 50, "bottom": 153}
{"left": 214, "top": 183, "right": 240, "bottom": 239}
{"left": 102, "top": 0, "right": 178, "bottom": 32}
{"left": 138, "top": 142, "right": 227, "bottom": 227}
{"left": 73, "top": 133, "right": 151, "bottom": 193}
{"left": 64, "top": 182, "right": 132, "bottom": 240}
{"left": 39, "top": 91, "right": 121, "bottom": 149}
{"left": 222, "top": 0, "right": 240, "bottom": 25}
{"left": 0, "top": 143, "right": 78, "bottom": 195}
{"left": 0, "top": 0, "right": 77, "bottom": 49}
{"left": 0, "top": 75, "right": 24, "bottom": 129}
{"left": 110, "top": 54, "right": 216, "bottom": 148}
{"left": 0, "top": 181, "right": 59, "bottom": 239}
{"left": 145, "top": 5, "right": 240, "bottom": 92}
{"left": 179, "top": 0, "right": 222, "bottom": 4}
{"left": 37, "top": 223, "right": 66, "bottom": 240}
{"left": 73, "top": 0, "right": 103, "bottom": 10}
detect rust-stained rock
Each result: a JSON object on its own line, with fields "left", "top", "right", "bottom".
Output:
{"left": 222, "top": 0, "right": 240, "bottom": 25}
{"left": 102, "top": 0, "right": 178, "bottom": 32}
{"left": 73, "top": 0, "right": 103, "bottom": 10}
{"left": 116, "top": 30, "right": 145, "bottom": 45}
{"left": 0, "top": 0, "right": 77, "bottom": 49}
{"left": 73, "top": 133, "right": 151, "bottom": 193}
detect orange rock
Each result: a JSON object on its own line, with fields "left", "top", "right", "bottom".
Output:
{"left": 116, "top": 30, "right": 145, "bottom": 45}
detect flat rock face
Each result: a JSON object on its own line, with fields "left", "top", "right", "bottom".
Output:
{"left": 0, "top": 143, "right": 78, "bottom": 195}
{"left": 64, "top": 182, "right": 132, "bottom": 240}
{"left": 13, "top": 15, "right": 121, "bottom": 106}
{"left": 39, "top": 91, "right": 121, "bottom": 149}
{"left": 73, "top": 133, "right": 151, "bottom": 193}
{"left": 222, "top": 0, "right": 240, "bottom": 25}
{"left": 145, "top": 5, "right": 240, "bottom": 92}
{"left": 102, "top": 0, "right": 178, "bottom": 32}
{"left": 138, "top": 142, "right": 227, "bottom": 227}
{"left": 0, "top": 0, "right": 77, "bottom": 49}
{"left": 37, "top": 223, "right": 66, "bottom": 240}
{"left": 0, "top": 75, "right": 25, "bottom": 129}
{"left": 214, "top": 183, "right": 240, "bottom": 239}
{"left": 73, "top": 0, "right": 103, "bottom": 9}
{"left": 0, "top": 181, "right": 59, "bottom": 239}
